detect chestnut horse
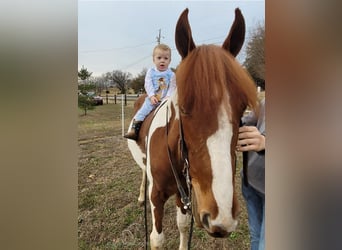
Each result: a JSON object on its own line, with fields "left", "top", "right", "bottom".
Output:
{"left": 127, "top": 8, "right": 258, "bottom": 250}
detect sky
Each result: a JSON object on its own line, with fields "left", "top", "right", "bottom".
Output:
{"left": 78, "top": 0, "right": 265, "bottom": 77}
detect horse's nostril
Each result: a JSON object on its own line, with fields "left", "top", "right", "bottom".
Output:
{"left": 202, "top": 213, "right": 210, "bottom": 229}
{"left": 211, "top": 231, "right": 225, "bottom": 238}
{"left": 209, "top": 226, "right": 229, "bottom": 238}
{"left": 201, "top": 213, "right": 231, "bottom": 238}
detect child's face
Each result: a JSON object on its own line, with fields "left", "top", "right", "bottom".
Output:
{"left": 153, "top": 48, "right": 171, "bottom": 71}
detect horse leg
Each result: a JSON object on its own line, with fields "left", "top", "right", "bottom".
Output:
{"left": 149, "top": 188, "right": 167, "bottom": 249}
{"left": 137, "top": 168, "right": 146, "bottom": 205}
{"left": 150, "top": 226, "right": 164, "bottom": 250}
{"left": 126, "top": 139, "right": 147, "bottom": 206}
{"left": 176, "top": 200, "right": 192, "bottom": 250}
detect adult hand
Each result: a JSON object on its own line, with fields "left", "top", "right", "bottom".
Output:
{"left": 236, "top": 126, "right": 265, "bottom": 152}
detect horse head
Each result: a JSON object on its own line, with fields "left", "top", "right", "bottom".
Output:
{"left": 174, "top": 8, "right": 258, "bottom": 237}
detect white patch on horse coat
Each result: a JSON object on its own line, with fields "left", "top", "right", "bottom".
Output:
{"left": 145, "top": 99, "right": 173, "bottom": 249}
{"left": 127, "top": 121, "right": 146, "bottom": 172}
{"left": 149, "top": 188, "right": 165, "bottom": 249}
{"left": 171, "top": 92, "right": 180, "bottom": 120}
{"left": 127, "top": 121, "right": 147, "bottom": 203}
{"left": 206, "top": 104, "right": 238, "bottom": 232}
{"left": 176, "top": 206, "right": 191, "bottom": 250}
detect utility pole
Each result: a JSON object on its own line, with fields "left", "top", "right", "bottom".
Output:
{"left": 156, "top": 29, "right": 164, "bottom": 44}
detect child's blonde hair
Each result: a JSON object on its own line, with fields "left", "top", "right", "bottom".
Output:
{"left": 153, "top": 44, "right": 171, "bottom": 57}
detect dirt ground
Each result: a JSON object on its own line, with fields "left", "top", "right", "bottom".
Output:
{"left": 78, "top": 102, "right": 251, "bottom": 249}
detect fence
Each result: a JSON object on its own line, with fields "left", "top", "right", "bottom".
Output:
{"left": 102, "top": 94, "right": 141, "bottom": 105}
{"left": 104, "top": 94, "right": 141, "bottom": 136}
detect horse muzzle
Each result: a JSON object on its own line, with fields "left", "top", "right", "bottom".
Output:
{"left": 200, "top": 212, "right": 236, "bottom": 238}
{"left": 191, "top": 189, "right": 238, "bottom": 237}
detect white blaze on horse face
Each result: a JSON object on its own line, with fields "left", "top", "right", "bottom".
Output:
{"left": 206, "top": 104, "right": 238, "bottom": 232}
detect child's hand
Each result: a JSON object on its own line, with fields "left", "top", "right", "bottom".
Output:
{"left": 150, "top": 95, "right": 159, "bottom": 105}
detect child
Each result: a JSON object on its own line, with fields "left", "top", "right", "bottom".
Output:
{"left": 124, "top": 44, "right": 176, "bottom": 140}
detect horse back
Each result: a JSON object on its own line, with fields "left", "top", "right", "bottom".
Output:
{"left": 131, "top": 94, "right": 156, "bottom": 154}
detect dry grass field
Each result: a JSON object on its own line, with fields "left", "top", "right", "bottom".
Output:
{"left": 78, "top": 102, "right": 251, "bottom": 249}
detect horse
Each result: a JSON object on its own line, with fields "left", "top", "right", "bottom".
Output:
{"left": 127, "top": 8, "right": 258, "bottom": 250}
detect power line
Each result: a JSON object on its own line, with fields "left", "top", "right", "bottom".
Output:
{"left": 121, "top": 35, "right": 230, "bottom": 70}
{"left": 79, "top": 41, "right": 156, "bottom": 54}
{"left": 121, "top": 54, "right": 151, "bottom": 70}
{"left": 80, "top": 34, "right": 228, "bottom": 55}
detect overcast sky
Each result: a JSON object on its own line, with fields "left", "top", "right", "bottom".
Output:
{"left": 78, "top": 0, "right": 265, "bottom": 77}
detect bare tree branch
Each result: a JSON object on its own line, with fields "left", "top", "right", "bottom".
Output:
{"left": 105, "top": 70, "right": 132, "bottom": 94}
{"left": 243, "top": 23, "right": 265, "bottom": 89}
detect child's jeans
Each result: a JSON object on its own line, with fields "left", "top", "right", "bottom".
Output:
{"left": 134, "top": 96, "right": 160, "bottom": 121}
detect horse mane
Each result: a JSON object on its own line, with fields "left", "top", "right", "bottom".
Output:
{"left": 176, "top": 44, "right": 258, "bottom": 122}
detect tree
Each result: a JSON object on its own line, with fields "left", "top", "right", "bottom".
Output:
{"left": 130, "top": 68, "right": 147, "bottom": 94}
{"left": 243, "top": 23, "right": 265, "bottom": 90}
{"left": 78, "top": 94, "right": 95, "bottom": 116}
{"left": 78, "top": 65, "right": 92, "bottom": 81}
{"left": 105, "top": 70, "right": 132, "bottom": 94}
{"left": 78, "top": 83, "right": 96, "bottom": 95}
{"left": 89, "top": 75, "right": 107, "bottom": 95}
{"left": 78, "top": 66, "right": 96, "bottom": 115}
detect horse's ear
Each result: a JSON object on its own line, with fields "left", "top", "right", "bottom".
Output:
{"left": 175, "top": 8, "right": 196, "bottom": 59}
{"left": 222, "top": 8, "right": 245, "bottom": 57}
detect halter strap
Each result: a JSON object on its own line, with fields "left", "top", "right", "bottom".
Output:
{"left": 240, "top": 119, "right": 249, "bottom": 187}
{"left": 178, "top": 116, "right": 192, "bottom": 209}
{"left": 166, "top": 105, "right": 192, "bottom": 211}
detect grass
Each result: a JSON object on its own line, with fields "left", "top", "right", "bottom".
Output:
{"left": 78, "top": 102, "right": 250, "bottom": 249}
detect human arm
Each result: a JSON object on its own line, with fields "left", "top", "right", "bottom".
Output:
{"left": 144, "top": 69, "right": 159, "bottom": 105}
{"left": 237, "top": 126, "right": 265, "bottom": 153}
{"left": 238, "top": 98, "right": 265, "bottom": 152}
{"left": 144, "top": 69, "right": 156, "bottom": 98}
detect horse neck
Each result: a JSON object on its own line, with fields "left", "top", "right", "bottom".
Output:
{"left": 165, "top": 92, "right": 183, "bottom": 158}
